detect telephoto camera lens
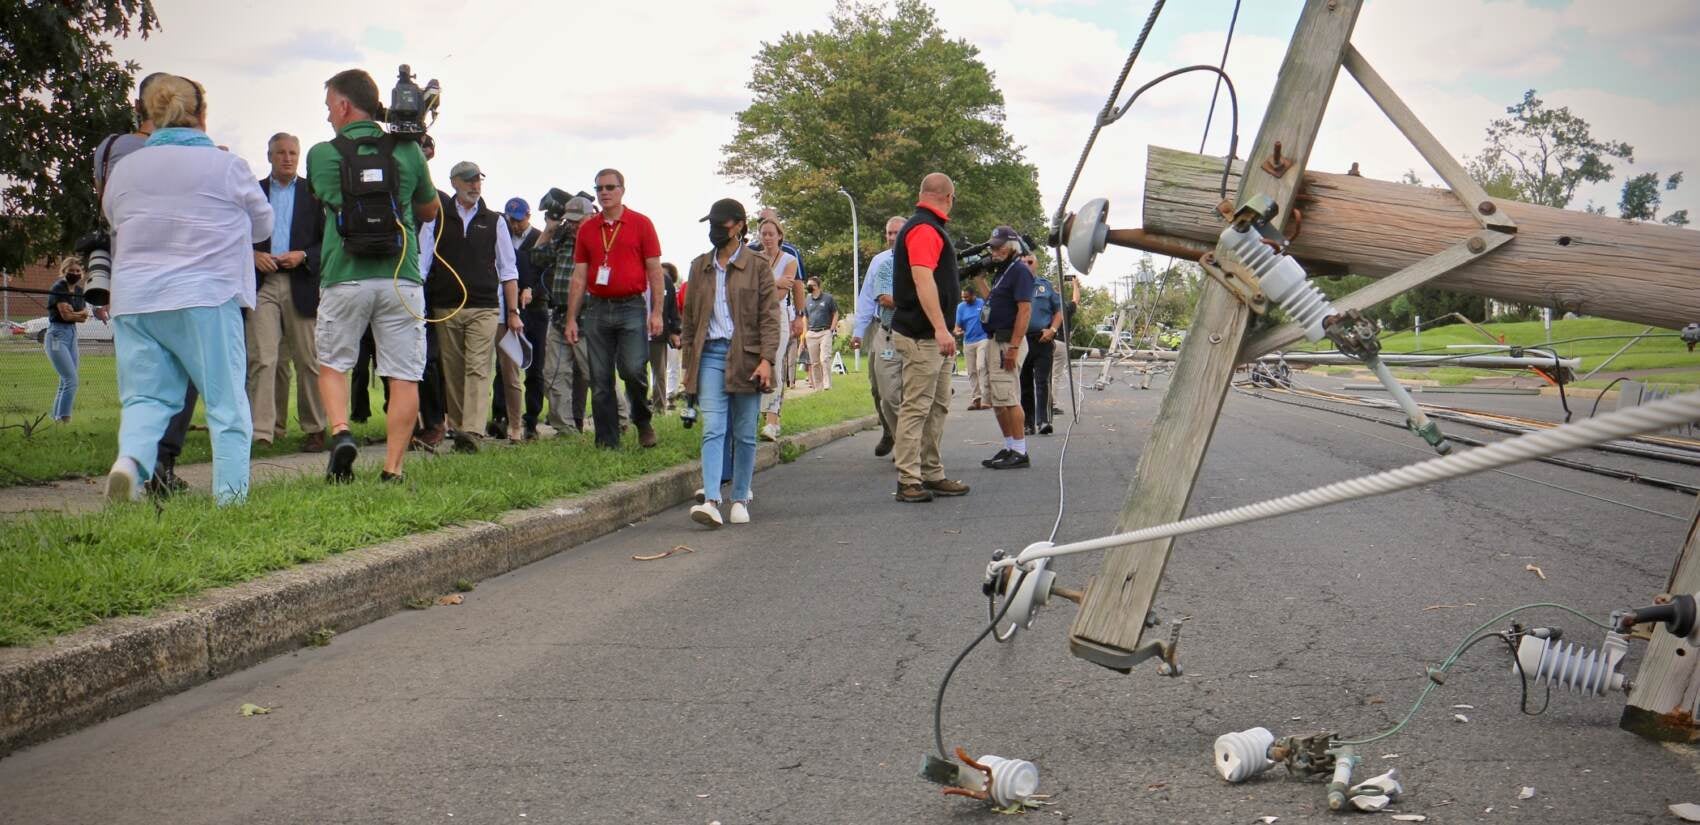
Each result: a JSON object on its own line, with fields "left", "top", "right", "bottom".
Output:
{"left": 83, "top": 248, "right": 113, "bottom": 306}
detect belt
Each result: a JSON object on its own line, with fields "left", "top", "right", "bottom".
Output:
{"left": 586, "top": 293, "right": 645, "bottom": 304}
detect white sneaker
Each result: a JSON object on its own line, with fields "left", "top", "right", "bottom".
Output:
{"left": 690, "top": 501, "right": 723, "bottom": 528}
{"left": 760, "top": 423, "right": 781, "bottom": 442}
{"left": 729, "top": 501, "right": 750, "bottom": 524}
{"left": 106, "top": 456, "right": 142, "bottom": 503}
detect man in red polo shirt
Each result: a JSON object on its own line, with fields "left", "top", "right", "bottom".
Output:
{"left": 564, "top": 168, "right": 665, "bottom": 448}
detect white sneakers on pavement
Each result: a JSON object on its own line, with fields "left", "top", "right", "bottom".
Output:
{"left": 690, "top": 501, "right": 723, "bottom": 528}
{"left": 729, "top": 501, "right": 750, "bottom": 524}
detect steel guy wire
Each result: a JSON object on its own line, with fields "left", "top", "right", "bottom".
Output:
{"left": 1001, "top": 389, "right": 1700, "bottom": 568}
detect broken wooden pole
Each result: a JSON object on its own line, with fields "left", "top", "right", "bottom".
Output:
{"left": 1620, "top": 498, "right": 1700, "bottom": 743}
{"left": 1068, "top": 0, "right": 1364, "bottom": 671}
{"left": 1140, "top": 145, "right": 1700, "bottom": 338}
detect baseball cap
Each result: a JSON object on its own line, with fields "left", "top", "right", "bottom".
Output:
{"left": 562, "top": 196, "right": 595, "bottom": 221}
{"left": 699, "top": 197, "right": 747, "bottom": 224}
{"left": 449, "top": 161, "right": 484, "bottom": 181}
{"left": 989, "top": 225, "right": 1021, "bottom": 245}
{"left": 504, "top": 198, "right": 530, "bottom": 220}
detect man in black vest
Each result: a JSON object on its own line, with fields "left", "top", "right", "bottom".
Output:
{"left": 428, "top": 161, "right": 521, "bottom": 453}
{"left": 889, "top": 173, "right": 971, "bottom": 503}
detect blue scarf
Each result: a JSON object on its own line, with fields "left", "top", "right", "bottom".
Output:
{"left": 145, "top": 127, "right": 216, "bottom": 148}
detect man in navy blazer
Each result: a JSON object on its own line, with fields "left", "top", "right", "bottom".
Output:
{"left": 249, "top": 132, "right": 328, "bottom": 452}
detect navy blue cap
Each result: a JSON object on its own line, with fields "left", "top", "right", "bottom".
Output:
{"left": 504, "top": 197, "right": 530, "bottom": 220}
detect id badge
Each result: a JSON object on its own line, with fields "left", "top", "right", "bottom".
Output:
{"left": 595, "top": 265, "right": 612, "bottom": 286}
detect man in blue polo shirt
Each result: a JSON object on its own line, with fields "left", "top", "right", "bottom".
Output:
{"left": 977, "top": 226, "right": 1032, "bottom": 470}
{"left": 953, "top": 285, "right": 989, "bottom": 410}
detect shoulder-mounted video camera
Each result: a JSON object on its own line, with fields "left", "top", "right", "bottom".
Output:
{"left": 385, "top": 65, "right": 440, "bottom": 140}
{"left": 957, "top": 232, "right": 1038, "bottom": 279}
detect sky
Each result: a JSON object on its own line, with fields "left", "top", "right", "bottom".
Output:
{"left": 108, "top": 0, "right": 1700, "bottom": 290}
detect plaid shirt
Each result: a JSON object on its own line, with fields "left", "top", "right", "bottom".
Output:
{"left": 534, "top": 221, "right": 580, "bottom": 308}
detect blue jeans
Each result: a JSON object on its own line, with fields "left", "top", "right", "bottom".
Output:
{"left": 698, "top": 339, "right": 759, "bottom": 503}
{"left": 43, "top": 324, "right": 79, "bottom": 420}
{"left": 114, "top": 299, "right": 253, "bottom": 504}
{"left": 580, "top": 296, "right": 652, "bottom": 447}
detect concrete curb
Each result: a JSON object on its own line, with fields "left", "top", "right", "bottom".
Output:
{"left": 0, "top": 415, "right": 877, "bottom": 758}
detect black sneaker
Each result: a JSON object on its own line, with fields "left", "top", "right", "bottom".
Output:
{"left": 1038, "top": 422, "right": 1054, "bottom": 436}
{"left": 523, "top": 424, "right": 539, "bottom": 441}
{"left": 379, "top": 470, "right": 405, "bottom": 484}
{"left": 144, "top": 456, "right": 189, "bottom": 498}
{"left": 486, "top": 418, "right": 507, "bottom": 439}
{"left": 326, "top": 430, "right": 358, "bottom": 483}
{"left": 1024, "top": 424, "right": 1035, "bottom": 436}
{"left": 981, "top": 449, "right": 1012, "bottom": 468}
{"left": 990, "top": 451, "right": 1031, "bottom": 470}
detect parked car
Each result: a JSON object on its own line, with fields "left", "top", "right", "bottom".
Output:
{"left": 23, "top": 315, "right": 115, "bottom": 343}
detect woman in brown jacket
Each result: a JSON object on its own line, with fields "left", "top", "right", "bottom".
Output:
{"left": 681, "top": 198, "right": 780, "bottom": 527}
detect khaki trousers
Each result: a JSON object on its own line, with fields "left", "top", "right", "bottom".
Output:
{"left": 806, "top": 329, "right": 834, "bottom": 388}
{"left": 245, "top": 273, "right": 324, "bottom": 441}
{"left": 964, "top": 338, "right": 991, "bottom": 405}
{"left": 890, "top": 331, "right": 952, "bottom": 487}
{"left": 495, "top": 326, "right": 525, "bottom": 437}
{"left": 866, "top": 324, "right": 903, "bottom": 437}
{"left": 439, "top": 307, "right": 500, "bottom": 435}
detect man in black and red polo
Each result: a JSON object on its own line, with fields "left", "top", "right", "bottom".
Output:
{"left": 564, "top": 168, "right": 665, "bottom": 449}
{"left": 889, "top": 172, "right": 971, "bottom": 503}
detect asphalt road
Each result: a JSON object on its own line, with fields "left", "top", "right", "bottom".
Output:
{"left": 2, "top": 366, "right": 1697, "bottom": 824}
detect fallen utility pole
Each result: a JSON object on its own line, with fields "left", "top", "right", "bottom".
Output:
{"left": 1066, "top": 0, "right": 1364, "bottom": 671}
{"left": 1135, "top": 146, "right": 1700, "bottom": 341}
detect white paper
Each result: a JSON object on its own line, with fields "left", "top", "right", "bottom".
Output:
{"left": 497, "top": 327, "right": 532, "bottom": 370}
{"left": 595, "top": 265, "right": 612, "bottom": 286}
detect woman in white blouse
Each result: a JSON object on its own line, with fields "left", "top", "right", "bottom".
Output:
{"left": 101, "top": 74, "right": 273, "bottom": 504}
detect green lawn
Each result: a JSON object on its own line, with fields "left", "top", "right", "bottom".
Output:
{"left": 1299, "top": 318, "right": 1700, "bottom": 387}
{"left": 0, "top": 372, "right": 871, "bottom": 646}
{"left": 0, "top": 345, "right": 391, "bottom": 487}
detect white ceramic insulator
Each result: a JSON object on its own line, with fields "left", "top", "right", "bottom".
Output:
{"left": 977, "top": 755, "right": 1040, "bottom": 807}
{"left": 1516, "top": 632, "right": 1628, "bottom": 696}
{"left": 1220, "top": 226, "right": 1333, "bottom": 341}
{"left": 1213, "top": 727, "right": 1275, "bottom": 783}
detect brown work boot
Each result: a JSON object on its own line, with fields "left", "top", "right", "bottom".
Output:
{"left": 638, "top": 423, "right": 658, "bottom": 448}
{"left": 896, "top": 483, "right": 934, "bottom": 503}
{"left": 301, "top": 431, "right": 326, "bottom": 453}
{"left": 923, "top": 478, "right": 970, "bottom": 497}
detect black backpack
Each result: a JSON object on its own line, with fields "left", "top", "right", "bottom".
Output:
{"left": 329, "top": 133, "right": 404, "bottom": 257}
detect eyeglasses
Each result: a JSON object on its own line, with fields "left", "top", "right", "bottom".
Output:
{"left": 595, "top": 184, "right": 621, "bottom": 192}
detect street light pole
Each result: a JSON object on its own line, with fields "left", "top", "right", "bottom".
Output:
{"left": 838, "top": 187, "right": 860, "bottom": 371}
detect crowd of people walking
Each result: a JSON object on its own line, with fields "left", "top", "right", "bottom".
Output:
{"left": 73, "top": 65, "right": 1074, "bottom": 519}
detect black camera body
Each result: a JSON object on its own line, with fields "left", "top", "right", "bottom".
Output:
{"left": 956, "top": 241, "right": 995, "bottom": 278}
{"left": 385, "top": 65, "right": 440, "bottom": 140}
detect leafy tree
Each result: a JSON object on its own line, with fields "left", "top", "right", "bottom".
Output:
{"left": 1466, "top": 89, "right": 1632, "bottom": 209}
{"left": 721, "top": 0, "right": 1044, "bottom": 299}
{"left": 1618, "top": 170, "right": 1688, "bottom": 226}
{"left": 0, "top": 1, "right": 159, "bottom": 273}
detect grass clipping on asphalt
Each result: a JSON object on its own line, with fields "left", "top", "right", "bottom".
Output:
{"left": 0, "top": 373, "right": 870, "bottom": 646}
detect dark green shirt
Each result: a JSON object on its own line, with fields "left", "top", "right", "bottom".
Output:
{"left": 306, "top": 121, "right": 436, "bottom": 286}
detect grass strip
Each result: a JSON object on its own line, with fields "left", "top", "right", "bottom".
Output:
{"left": 0, "top": 373, "right": 870, "bottom": 646}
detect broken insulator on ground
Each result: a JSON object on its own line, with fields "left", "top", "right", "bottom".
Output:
{"left": 1213, "top": 727, "right": 1276, "bottom": 782}
{"left": 938, "top": 748, "right": 1040, "bottom": 808}
{"left": 1515, "top": 630, "right": 1629, "bottom": 697}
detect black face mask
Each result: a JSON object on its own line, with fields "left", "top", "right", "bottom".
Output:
{"left": 709, "top": 222, "right": 743, "bottom": 249}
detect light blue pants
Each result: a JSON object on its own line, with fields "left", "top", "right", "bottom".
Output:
{"left": 697, "top": 339, "right": 759, "bottom": 504}
{"left": 43, "top": 325, "right": 79, "bottom": 420}
{"left": 114, "top": 299, "right": 252, "bottom": 504}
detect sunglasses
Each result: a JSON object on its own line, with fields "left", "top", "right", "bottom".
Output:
{"left": 595, "top": 184, "right": 621, "bottom": 192}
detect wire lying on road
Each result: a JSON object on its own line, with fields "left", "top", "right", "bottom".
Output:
{"left": 999, "top": 389, "right": 1700, "bottom": 570}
